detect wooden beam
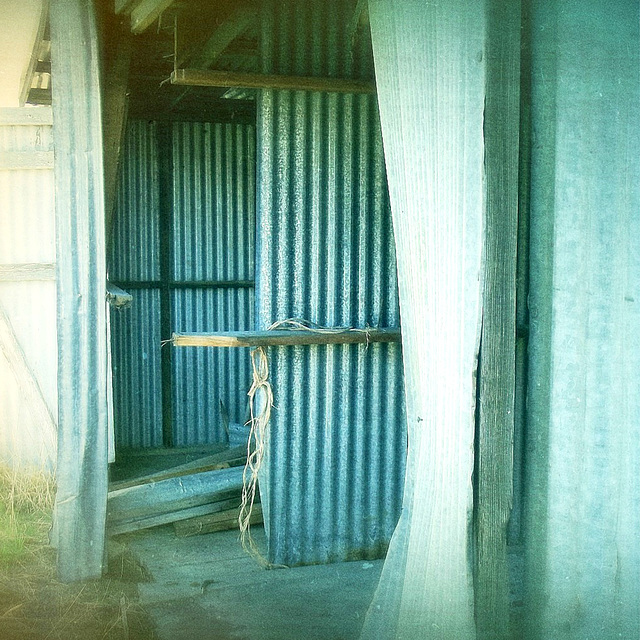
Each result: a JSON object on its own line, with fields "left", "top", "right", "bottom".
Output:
{"left": 50, "top": 0, "right": 110, "bottom": 583}
{"left": 172, "top": 327, "right": 401, "bottom": 348}
{"left": 115, "top": 0, "right": 137, "bottom": 14}
{"left": 182, "top": 4, "right": 258, "bottom": 69}
{"left": 0, "top": 263, "right": 55, "bottom": 281}
{"left": 107, "top": 465, "right": 244, "bottom": 522}
{"left": 0, "top": 151, "right": 53, "bottom": 170}
{"left": 0, "top": 301, "right": 56, "bottom": 448}
{"left": 102, "top": 25, "right": 133, "bottom": 250}
{"left": 171, "top": 68, "right": 376, "bottom": 94}
{"left": 19, "top": 0, "right": 50, "bottom": 107}
{"left": 129, "top": 0, "right": 175, "bottom": 34}
{"left": 0, "top": 107, "right": 53, "bottom": 125}
{"left": 174, "top": 503, "right": 263, "bottom": 538}
{"left": 108, "top": 445, "right": 247, "bottom": 491}
{"left": 473, "top": 0, "right": 520, "bottom": 638}
{"left": 108, "top": 496, "right": 242, "bottom": 536}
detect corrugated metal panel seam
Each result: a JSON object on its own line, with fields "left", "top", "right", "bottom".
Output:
{"left": 256, "top": 0, "right": 406, "bottom": 566}
{"left": 109, "top": 120, "right": 256, "bottom": 449}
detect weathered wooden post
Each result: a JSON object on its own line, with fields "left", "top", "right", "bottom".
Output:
{"left": 525, "top": 1, "right": 640, "bottom": 638}
{"left": 364, "top": 2, "right": 486, "bottom": 638}
{"left": 50, "top": 0, "right": 110, "bottom": 582}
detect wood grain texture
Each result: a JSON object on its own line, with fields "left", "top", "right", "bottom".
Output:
{"left": 172, "top": 328, "right": 401, "bottom": 348}
{"left": 363, "top": 2, "right": 486, "bottom": 638}
{"left": 50, "top": 0, "right": 110, "bottom": 582}
{"left": 171, "top": 69, "right": 376, "bottom": 94}
{"left": 525, "top": 2, "right": 640, "bottom": 639}
{"left": 474, "top": 1, "right": 520, "bottom": 639}
{"left": 0, "top": 263, "right": 55, "bottom": 281}
{"left": 0, "top": 151, "right": 53, "bottom": 169}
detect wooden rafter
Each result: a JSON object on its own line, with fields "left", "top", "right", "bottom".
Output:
{"left": 171, "top": 68, "right": 376, "bottom": 94}
{"left": 19, "top": 0, "right": 49, "bottom": 106}
{"left": 116, "top": 0, "right": 176, "bottom": 34}
{"left": 180, "top": 4, "right": 258, "bottom": 69}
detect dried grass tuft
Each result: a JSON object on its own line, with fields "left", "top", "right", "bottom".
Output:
{"left": 0, "top": 464, "right": 156, "bottom": 639}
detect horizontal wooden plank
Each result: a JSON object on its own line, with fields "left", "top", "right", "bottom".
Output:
{"left": 107, "top": 465, "right": 244, "bottom": 521}
{"left": 172, "top": 327, "right": 401, "bottom": 348}
{"left": 130, "top": 0, "right": 175, "bottom": 33}
{"left": 0, "top": 107, "right": 53, "bottom": 126}
{"left": 108, "top": 496, "right": 243, "bottom": 536}
{"left": 174, "top": 504, "right": 263, "bottom": 538}
{"left": 108, "top": 445, "right": 247, "bottom": 491}
{"left": 172, "top": 68, "right": 376, "bottom": 94}
{"left": 0, "top": 151, "right": 54, "bottom": 170}
{"left": 0, "top": 263, "right": 55, "bottom": 281}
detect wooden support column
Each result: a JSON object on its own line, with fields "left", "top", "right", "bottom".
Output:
{"left": 102, "top": 21, "right": 132, "bottom": 249}
{"left": 474, "top": 1, "right": 520, "bottom": 638}
{"left": 525, "top": 2, "right": 640, "bottom": 639}
{"left": 363, "top": 2, "right": 486, "bottom": 638}
{"left": 50, "top": 0, "right": 110, "bottom": 582}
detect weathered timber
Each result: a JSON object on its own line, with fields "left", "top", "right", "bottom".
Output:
{"left": 0, "top": 107, "right": 52, "bottom": 126}
{"left": 0, "top": 151, "right": 53, "bottom": 170}
{"left": 172, "top": 327, "right": 401, "bottom": 348}
{"left": 0, "top": 263, "right": 55, "bottom": 281}
{"left": 115, "top": 443, "right": 228, "bottom": 458}
{"left": 182, "top": 5, "right": 257, "bottom": 69}
{"left": 109, "top": 496, "right": 242, "bottom": 536}
{"left": 50, "top": 0, "right": 110, "bottom": 582}
{"left": 171, "top": 68, "right": 376, "bottom": 94}
{"left": 175, "top": 504, "right": 263, "bottom": 538}
{"left": 108, "top": 445, "right": 247, "bottom": 491}
{"left": 129, "top": 0, "right": 175, "bottom": 34}
{"left": 107, "top": 465, "right": 244, "bottom": 522}
{"left": 474, "top": 1, "right": 520, "bottom": 638}
{"left": 362, "top": 1, "right": 486, "bottom": 638}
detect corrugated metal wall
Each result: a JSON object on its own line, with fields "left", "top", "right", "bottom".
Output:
{"left": 256, "top": 0, "right": 406, "bottom": 566}
{"left": 0, "top": 108, "right": 57, "bottom": 471}
{"left": 109, "top": 121, "right": 162, "bottom": 449}
{"left": 109, "top": 119, "right": 255, "bottom": 450}
{"left": 171, "top": 122, "right": 255, "bottom": 446}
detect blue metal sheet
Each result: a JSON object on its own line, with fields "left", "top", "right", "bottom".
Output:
{"left": 256, "top": 0, "right": 406, "bottom": 566}
{"left": 109, "top": 120, "right": 160, "bottom": 283}
{"left": 110, "top": 119, "right": 256, "bottom": 449}
{"left": 110, "top": 289, "right": 163, "bottom": 449}
{"left": 171, "top": 286, "right": 254, "bottom": 446}
{"left": 172, "top": 122, "right": 255, "bottom": 282}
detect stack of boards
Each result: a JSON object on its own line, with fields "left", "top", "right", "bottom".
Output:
{"left": 107, "top": 444, "right": 262, "bottom": 538}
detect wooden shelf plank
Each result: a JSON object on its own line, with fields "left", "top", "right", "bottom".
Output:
{"left": 172, "top": 327, "right": 401, "bottom": 348}
{"left": 171, "top": 68, "right": 376, "bottom": 94}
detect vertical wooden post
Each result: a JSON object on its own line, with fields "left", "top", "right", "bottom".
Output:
{"left": 364, "top": 1, "right": 486, "bottom": 638}
{"left": 50, "top": 0, "right": 110, "bottom": 582}
{"left": 102, "top": 21, "right": 132, "bottom": 250}
{"left": 525, "top": 1, "right": 640, "bottom": 638}
{"left": 474, "top": 1, "right": 520, "bottom": 638}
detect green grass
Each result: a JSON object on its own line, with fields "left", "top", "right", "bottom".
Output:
{"left": 0, "top": 465, "right": 54, "bottom": 566}
{"left": 0, "top": 465, "right": 157, "bottom": 639}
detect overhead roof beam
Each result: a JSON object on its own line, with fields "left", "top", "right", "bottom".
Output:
{"left": 116, "top": 0, "right": 175, "bottom": 34}
{"left": 181, "top": 4, "right": 258, "bottom": 69}
{"left": 171, "top": 68, "right": 376, "bottom": 94}
{"left": 19, "top": 0, "right": 49, "bottom": 106}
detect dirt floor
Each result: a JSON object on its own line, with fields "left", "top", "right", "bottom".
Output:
{"left": 0, "top": 467, "right": 157, "bottom": 640}
{"left": 120, "top": 525, "right": 383, "bottom": 640}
